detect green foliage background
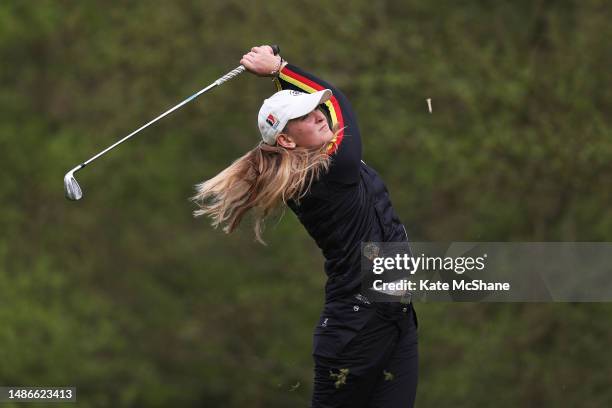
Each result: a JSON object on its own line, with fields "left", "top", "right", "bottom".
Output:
{"left": 1, "top": 1, "right": 610, "bottom": 407}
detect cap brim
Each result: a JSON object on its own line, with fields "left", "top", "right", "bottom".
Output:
{"left": 287, "top": 89, "right": 332, "bottom": 120}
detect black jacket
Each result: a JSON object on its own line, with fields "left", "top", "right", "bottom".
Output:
{"left": 277, "top": 64, "right": 408, "bottom": 302}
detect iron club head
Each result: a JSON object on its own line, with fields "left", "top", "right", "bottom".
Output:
{"left": 64, "top": 166, "right": 84, "bottom": 201}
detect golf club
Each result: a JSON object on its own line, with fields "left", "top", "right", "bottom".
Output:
{"left": 64, "top": 45, "right": 280, "bottom": 201}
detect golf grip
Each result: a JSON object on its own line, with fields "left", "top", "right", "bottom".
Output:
{"left": 215, "top": 44, "right": 281, "bottom": 86}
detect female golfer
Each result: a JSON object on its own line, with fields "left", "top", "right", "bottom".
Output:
{"left": 193, "top": 45, "right": 418, "bottom": 407}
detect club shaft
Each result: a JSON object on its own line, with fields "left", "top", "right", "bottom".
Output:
{"left": 81, "top": 65, "right": 246, "bottom": 168}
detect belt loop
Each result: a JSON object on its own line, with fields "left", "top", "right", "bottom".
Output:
{"left": 400, "top": 292, "right": 412, "bottom": 305}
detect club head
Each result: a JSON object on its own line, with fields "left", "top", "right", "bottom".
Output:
{"left": 64, "top": 169, "right": 83, "bottom": 201}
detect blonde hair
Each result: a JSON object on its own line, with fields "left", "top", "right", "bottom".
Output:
{"left": 191, "top": 136, "right": 335, "bottom": 244}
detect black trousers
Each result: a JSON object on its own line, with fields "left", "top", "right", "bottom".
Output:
{"left": 311, "top": 301, "right": 418, "bottom": 408}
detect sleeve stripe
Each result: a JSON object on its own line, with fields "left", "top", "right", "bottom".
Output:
{"left": 279, "top": 67, "right": 345, "bottom": 154}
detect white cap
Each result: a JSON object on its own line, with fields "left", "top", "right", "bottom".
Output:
{"left": 258, "top": 89, "right": 332, "bottom": 145}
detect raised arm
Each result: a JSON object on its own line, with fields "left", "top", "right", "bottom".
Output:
{"left": 241, "top": 46, "right": 362, "bottom": 185}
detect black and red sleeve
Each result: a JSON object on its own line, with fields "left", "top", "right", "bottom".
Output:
{"left": 275, "top": 64, "right": 361, "bottom": 185}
